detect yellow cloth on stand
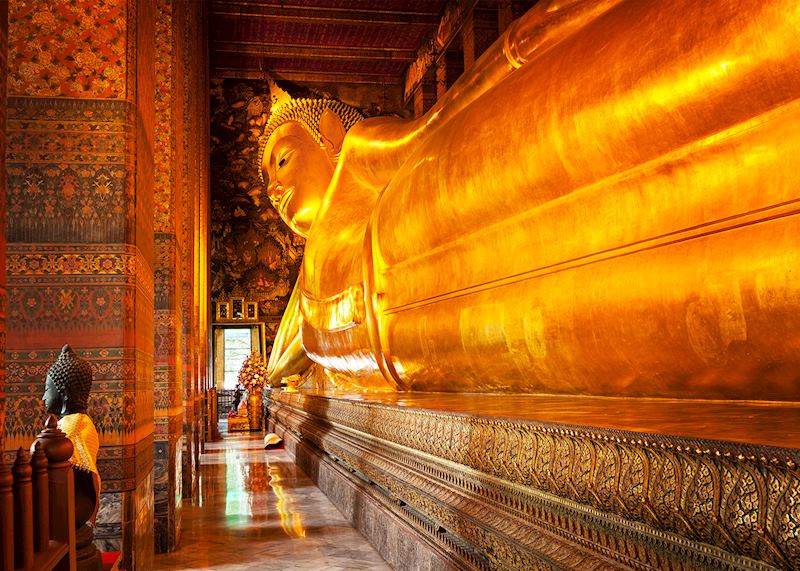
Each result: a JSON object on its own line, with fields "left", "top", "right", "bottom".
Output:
{"left": 58, "top": 413, "right": 102, "bottom": 523}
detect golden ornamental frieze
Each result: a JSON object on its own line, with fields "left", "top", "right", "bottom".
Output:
{"left": 271, "top": 399, "right": 752, "bottom": 570}
{"left": 283, "top": 420, "right": 493, "bottom": 571}
{"left": 271, "top": 393, "right": 797, "bottom": 569}
{"left": 272, "top": 403, "right": 615, "bottom": 570}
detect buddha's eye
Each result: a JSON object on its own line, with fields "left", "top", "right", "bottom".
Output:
{"left": 278, "top": 157, "right": 286, "bottom": 168}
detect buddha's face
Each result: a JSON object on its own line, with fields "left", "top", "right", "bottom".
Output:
{"left": 42, "top": 376, "right": 64, "bottom": 416}
{"left": 262, "top": 121, "right": 335, "bottom": 237}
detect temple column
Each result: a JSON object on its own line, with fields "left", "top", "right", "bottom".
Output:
{"left": 461, "top": 5, "right": 499, "bottom": 71}
{"left": 462, "top": 8, "right": 476, "bottom": 69}
{"left": 0, "top": 0, "right": 7, "bottom": 455}
{"left": 152, "top": 0, "right": 187, "bottom": 553}
{"left": 4, "top": 0, "right": 156, "bottom": 568}
{"left": 181, "top": 0, "right": 209, "bottom": 498}
{"left": 498, "top": 0, "right": 513, "bottom": 33}
{"left": 413, "top": 71, "right": 437, "bottom": 119}
{"left": 436, "top": 47, "right": 465, "bottom": 101}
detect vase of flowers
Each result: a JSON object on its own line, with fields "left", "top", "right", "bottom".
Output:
{"left": 238, "top": 352, "right": 267, "bottom": 430}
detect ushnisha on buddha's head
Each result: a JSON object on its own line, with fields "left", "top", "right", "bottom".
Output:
{"left": 258, "top": 84, "right": 364, "bottom": 238}
{"left": 42, "top": 344, "right": 93, "bottom": 417}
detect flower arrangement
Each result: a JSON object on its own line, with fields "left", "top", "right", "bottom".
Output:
{"left": 237, "top": 352, "right": 267, "bottom": 393}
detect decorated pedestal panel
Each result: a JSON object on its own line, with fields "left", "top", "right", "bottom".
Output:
{"left": 269, "top": 392, "right": 799, "bottom": 570}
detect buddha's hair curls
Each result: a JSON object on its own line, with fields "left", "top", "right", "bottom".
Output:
{"left": 257, "top": 98, "right": 364, "bottom": 182}
{"left": 47, "top": 345, "right": 93, "bottom": 412}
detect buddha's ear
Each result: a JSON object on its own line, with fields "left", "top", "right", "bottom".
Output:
{"left": 320, "top": 108, "right": 346, "bottom": 158}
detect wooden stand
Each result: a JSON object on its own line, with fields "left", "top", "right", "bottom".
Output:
{"left": 0, "top": 415, "right": 77, "bottom": 571}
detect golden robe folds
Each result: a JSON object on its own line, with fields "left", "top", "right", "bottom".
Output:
{"left": 268, "top": 0, "right": 800, "bottom": 400}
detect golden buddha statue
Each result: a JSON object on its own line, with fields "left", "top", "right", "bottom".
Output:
{"left": 262, "top": 0, "right": 800, "bottom": 401}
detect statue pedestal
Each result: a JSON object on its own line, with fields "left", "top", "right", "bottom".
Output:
{"left": 267, "top": 390, "right": 799, "bottom": 570}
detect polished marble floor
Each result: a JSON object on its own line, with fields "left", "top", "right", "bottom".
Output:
{"left": 153, "top": 429, "right": 390, "bottom": 570}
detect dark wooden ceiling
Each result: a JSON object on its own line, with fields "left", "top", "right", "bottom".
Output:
{"left": 209, "top": 0, "right": 449, "bottom": 85}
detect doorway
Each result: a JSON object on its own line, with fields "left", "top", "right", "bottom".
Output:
{"left": 212, "top": 324, "right": 265, "bottom": 415}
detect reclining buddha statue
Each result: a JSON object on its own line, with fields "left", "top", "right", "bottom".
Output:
{"left": 262, "top": 0, "right": 800, "bottom": 401}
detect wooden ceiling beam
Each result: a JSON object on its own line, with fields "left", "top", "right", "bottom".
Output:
{"left": 212, "top": 41, "right": 416, "bottom": 61}
{"left": 212, "top": 68, "right": 403, "bottom": 85}
{"left": 210, "top": 3, "right": 439, "bottom": 27}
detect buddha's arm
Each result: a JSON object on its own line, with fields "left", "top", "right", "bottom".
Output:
{"left": 267, "top": 332, "right": 311, "bottom": 384}
{"left": 298, "top": 0, "right": 638, "bottom": 390}
{"left": 267, "top": 279, "right": 313, "bottom": 384}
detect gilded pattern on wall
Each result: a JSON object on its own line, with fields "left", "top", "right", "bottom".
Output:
{"left": 154, "top": 310, "right": 179, "bottom": 437}
{"left": 154, "top": 232, "right": 178, "bottom": 309}
{"left": 5, "top": 244, "right": 141, "bottom": 345}
{"left": 4, "top": 346, "right": 136, "bottom": 438}
{"left": 3, "top": 238, "right": 148, "bottom": 464}
{"left": 4, "top": 0, "right": 188, "bottom": 565}
{"left": 8, "top": 0, "right": 126, "bottom": 98}
{"left": 0, "top": 0, "right": 8, "bottom": 455}
{"left": 6, "top": 97, "right": 135, "bottom": 244}
{"left": 153, "top": 0, "right": 176, "bottom": 235}
{"left": 271, "top": 393, "right": 799, "bottom": 569}
{"left": 210, "top": 78, "right": 304, "bottom": 319}
{"left": 5, "top": 9, "right": 155, "bottom": 564}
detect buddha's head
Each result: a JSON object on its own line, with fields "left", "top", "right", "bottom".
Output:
{"left": 258, "top": 98, "right": 363, "bottom": 237}
{"left": 42, "top": 344, "right": 93, "bottom": 417}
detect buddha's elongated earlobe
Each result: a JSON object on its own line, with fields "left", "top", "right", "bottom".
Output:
{"left": 320, "top": 108, "right": 346, "bottom": 161}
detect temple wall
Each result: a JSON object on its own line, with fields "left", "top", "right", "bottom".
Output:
{"left": 4, "top": 0, "right": 154, "bottom": 565}
{"left": 2, "top": 0, "right": 208, "bottom": 567}
{"left": 209, "top": 78, "right": 303, "bottom": 326}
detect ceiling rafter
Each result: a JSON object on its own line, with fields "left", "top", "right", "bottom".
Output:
{"left": 214, "top": 68, "right": 403, "bottom": 85}
{"left": 210, "top": 4, "right": 440, "bottom": 26}
{"left": 209, "top": 0, "right": 451, "bottom": 91}
{"left": 212, "top": 42, "right": 416, "bottom": 61}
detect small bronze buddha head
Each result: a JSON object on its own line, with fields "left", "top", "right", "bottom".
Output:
{"left": 42, "top": 344, "right": 93, "bottom": 417}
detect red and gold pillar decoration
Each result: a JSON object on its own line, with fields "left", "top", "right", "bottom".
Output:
{"left": 4, "top": 0, "right": 156, "bottom": 568}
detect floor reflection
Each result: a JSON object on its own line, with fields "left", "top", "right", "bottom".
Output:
{"left": 153, "top": 432, "right": 389, "bottom": 570}
{"left": 269, "top": 463, "right": 307, "bottom": 538}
